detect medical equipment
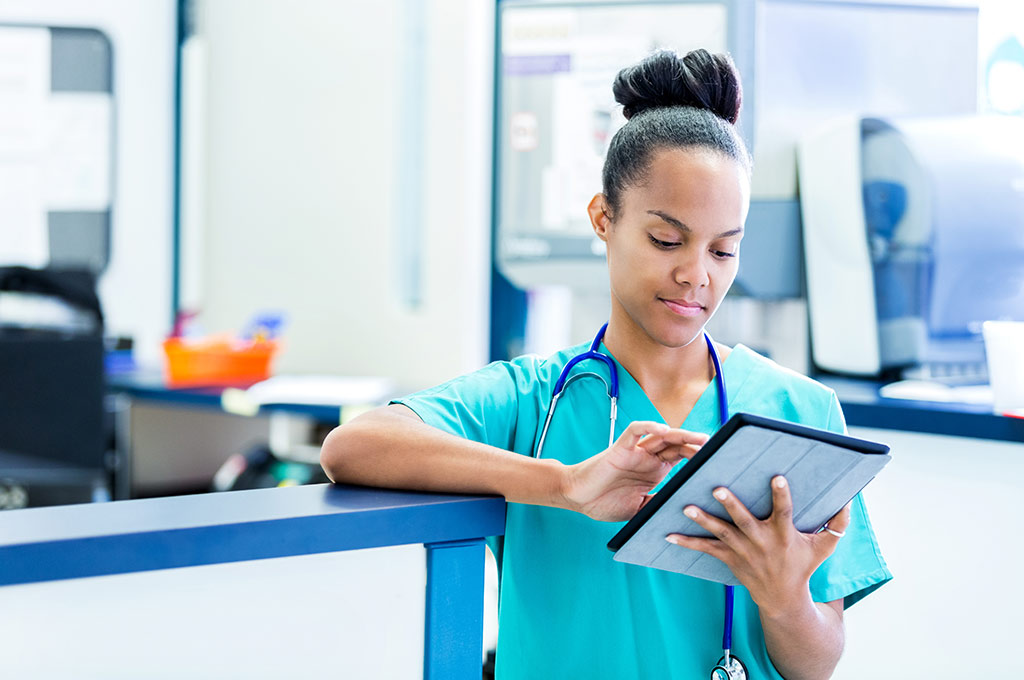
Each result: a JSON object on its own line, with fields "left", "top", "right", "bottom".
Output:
{"left": 800, "top": 115, "right": 1024, "bottom": 379}
{"left": 534, "top": 323, "right": 620, "bottom": 458}
{"left": 534, "top": 323, "right": 746, "bottom": 679}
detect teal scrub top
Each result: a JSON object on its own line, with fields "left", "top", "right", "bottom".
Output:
{"left": 395, "top": 342, "right": 891, "bottom": 679}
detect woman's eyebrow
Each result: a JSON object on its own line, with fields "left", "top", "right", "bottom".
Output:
{"left": 647, "top": 210, "right": 744, "bottom": 238}
{"left": 648, "top": 210, "right": 690, "bottom": 232}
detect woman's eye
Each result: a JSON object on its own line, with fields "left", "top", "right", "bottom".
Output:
{"left": 648, "top": 235, "right": 680, "bottom": 249}
{"left": 712, "top": 249, "right": 737, "bottom": 259}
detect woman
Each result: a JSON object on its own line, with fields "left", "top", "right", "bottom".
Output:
{"left": 321, "top": 49, "right": 890, "bottom": 679}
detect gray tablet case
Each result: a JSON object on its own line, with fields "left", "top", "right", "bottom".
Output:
{"left": 609, "top": 413, "right": 891, "bottom": 586}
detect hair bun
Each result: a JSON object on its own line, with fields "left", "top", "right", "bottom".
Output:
{"left": 612, "top": 49, "right": 742, "bottom": 124}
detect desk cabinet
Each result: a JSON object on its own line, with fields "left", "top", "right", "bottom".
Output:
{"left": 108, "top": 375, "right": 332, "bottom": 498}
{"left": 824, "top": 381, "right": 1024, "bottom": 679}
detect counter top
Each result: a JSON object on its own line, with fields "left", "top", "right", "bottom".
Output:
{"left": 820, "top": 376, "right": 1024, "bottom": 443}
{"left": 110, "top": 371, "right": 1024, "bottom": 443}
{"left": 0, "top": 483, "right": 506, "bottom": 586}
{"left": 107, "top": 371, "right": 346, "bottom": 423}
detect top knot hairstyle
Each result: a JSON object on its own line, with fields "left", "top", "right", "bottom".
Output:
{"left": 602, "top": 49, "right": 751, "bottom": 216}
{"left": 614, "top": 49, "right": 742, "bottom": 124}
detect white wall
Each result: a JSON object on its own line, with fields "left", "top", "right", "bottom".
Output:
{"left": 188, "top": 0, "right": 493, "bottom": 389}
{"left": 0, "top": 545, "right": 427, "bottom": 678}
{"left": 835, "top": 428, "right": 1024, "bottom": 679}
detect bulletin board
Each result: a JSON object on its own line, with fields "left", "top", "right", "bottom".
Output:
{"left": 493, "top": 0, "right": 981, "bottom": 300}
{"left": 494, "top": 1, "right": 736, "bottom": 290}
{"left": 0, "top": 25, "right": 114, "bottom": 274}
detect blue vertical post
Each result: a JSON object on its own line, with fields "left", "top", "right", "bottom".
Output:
{"left": 424, "top": 538, "right": 487, "bottom": 679}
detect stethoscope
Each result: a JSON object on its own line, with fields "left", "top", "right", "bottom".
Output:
{"left": 534, "top": 323, "right": 748, "bottom": 680}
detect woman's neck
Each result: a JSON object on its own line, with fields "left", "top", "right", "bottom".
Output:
{"left": 602, "top": 308, "right": 716, "bottom": 400}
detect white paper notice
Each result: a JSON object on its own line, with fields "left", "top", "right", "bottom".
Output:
{"left": 0, "top": 26, "right": 50, "bottom": 155}
{"left": 0, "top": 164, "right": 47, "bottom": 267}
{"left": 540, "top": 165, "right": 565, "bottom": 230}
{"left": 45, "top": 93, "right": 113, "bottom": 210}
{"left": 0, "top": 27, "right": 50, "bottom": 267}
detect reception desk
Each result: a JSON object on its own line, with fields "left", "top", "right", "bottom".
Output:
{"left": 819, "top": 377, "right": 1023, "bottom": 679}
{"left": 0, "top": 484, "right": 505, "bottom": 678}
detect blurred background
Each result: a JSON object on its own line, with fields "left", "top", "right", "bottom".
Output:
{"left": 1, "top": 0, "right": 1022, "bottom": 677}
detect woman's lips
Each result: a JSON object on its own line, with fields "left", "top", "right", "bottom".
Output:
{"left": 661, "top": 298, "right": 705, "bottom": 317}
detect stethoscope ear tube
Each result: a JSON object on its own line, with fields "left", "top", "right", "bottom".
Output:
{"left": 608, "top": 397, "right": 617, "bottom": 448}
{"left": 534, "top": 392, "right": 560, "bottom": 459}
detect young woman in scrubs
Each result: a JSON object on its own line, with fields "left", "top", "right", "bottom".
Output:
{"left": 321, "top": 49, "right": 890, "bottom": 679}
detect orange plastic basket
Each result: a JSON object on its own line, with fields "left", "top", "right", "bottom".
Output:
{"left": 163, "top": 337, "right": 280, "bottom": 388}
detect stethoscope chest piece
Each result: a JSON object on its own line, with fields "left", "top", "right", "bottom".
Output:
{"left": 710, "top": 653, "right": 747, "bottom": 680}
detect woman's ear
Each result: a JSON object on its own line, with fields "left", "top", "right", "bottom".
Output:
{"left": 588, "top": 194, "right": 612, "bottom": 241}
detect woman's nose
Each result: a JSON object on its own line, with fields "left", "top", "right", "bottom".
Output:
{"left": 673, "top": 252, "right": 710, "bottom": 288}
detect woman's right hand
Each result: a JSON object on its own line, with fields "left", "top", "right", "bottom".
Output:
{"left": 560, "top": 421, "right": 709, "bottom": 522}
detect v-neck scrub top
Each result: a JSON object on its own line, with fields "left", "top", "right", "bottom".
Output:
{"left": 394, "top": 342, "right": 892, "bottom": 679}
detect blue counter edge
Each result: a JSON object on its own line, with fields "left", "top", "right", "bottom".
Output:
{"left": 821, "top": 377, "right": 1024, "bottom": 443}
{"left": 842, "top": 400, "right": 1024, "bottom": 442}
{"left": 0, "top": 484, "right": 507, "bottom": 587}
{"left": 106, "top": 373, "right": 361, "bottom": 422}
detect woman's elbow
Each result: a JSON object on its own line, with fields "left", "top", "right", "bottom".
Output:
{"left": 320, "top": 405, "right": 417, "bottom": 484}
{"left": 320, "top": 424, "right": 360, "bottom": 483}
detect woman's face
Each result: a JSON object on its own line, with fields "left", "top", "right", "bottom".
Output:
{"left": 590, "top": 147, "right": 750, "bottom": 349}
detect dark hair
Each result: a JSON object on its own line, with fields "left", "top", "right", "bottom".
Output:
{"left": 602, "top": 49, "right": 750, "bottom": 216}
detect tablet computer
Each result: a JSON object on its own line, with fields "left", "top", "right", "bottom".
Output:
{"left": 607, "top": 412, "right": 890, "bottom": 585}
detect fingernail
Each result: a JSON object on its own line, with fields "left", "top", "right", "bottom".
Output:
{"left": 774, "top": 476, "right": 787, "bottom": 489}
{"left": 713, "top": 488, "right": 728, "bottom": 501}
{"left": 665, "top": 536, "right": 679, "bottom": 545}
{"left": 684, "top": 506, "right": 699, "bottom": 519}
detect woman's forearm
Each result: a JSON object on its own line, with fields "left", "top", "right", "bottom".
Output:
{"left": 760, "top": 595, "right": 844, "bottom": 680}
{"left": 320, "top": 404, "right": 567, "bottom": 507}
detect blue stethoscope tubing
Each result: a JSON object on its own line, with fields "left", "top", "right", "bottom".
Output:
{"left": 535, "top": 323, "right": 620, "bottom": 459}
{"left": 535, "top": 323, "right": 742, "bottom": 677}
{"left": 706, "top": 332, "right": 741, "bottom": 677}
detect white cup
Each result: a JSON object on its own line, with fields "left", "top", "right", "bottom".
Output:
{"left": 983, "top": 320, "right": 1024, "bottom": 415}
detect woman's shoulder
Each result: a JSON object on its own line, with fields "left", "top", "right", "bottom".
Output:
{"left": 728, "top": 344, "right": 839, "bottom": 420}
{"left": 730, "top": 344, "right": 829, "bottom": 391}
{"left": 461, "top": 341, "right": 591, "bottom": 388}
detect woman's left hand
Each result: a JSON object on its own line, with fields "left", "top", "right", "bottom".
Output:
{"left": 665, "top": 476, "right": 851, "bottom": 617}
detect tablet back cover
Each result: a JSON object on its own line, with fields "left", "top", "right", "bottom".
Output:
{"left": 611, "top": 425, "right": 890, "bottom": 585}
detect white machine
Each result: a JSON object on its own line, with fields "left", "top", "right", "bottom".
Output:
{"left": 799, "top": 114, "right": 1024, "bottom": 378}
